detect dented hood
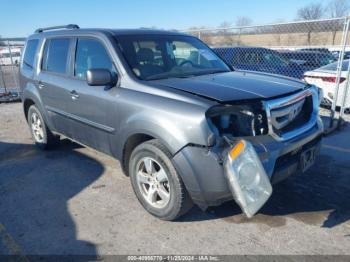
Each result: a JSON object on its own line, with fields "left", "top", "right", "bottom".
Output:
{"left": 152, "top": 71, "right": 307, "bottom": 102}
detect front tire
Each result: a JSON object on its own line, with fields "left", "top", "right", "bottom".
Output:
{"left": 28, "top": 105, "right": 59, "bottom": 150}
{"left": 129, "top": 139, "right": 193, "bottom": 220}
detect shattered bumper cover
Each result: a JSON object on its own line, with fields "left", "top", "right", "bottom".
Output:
{"left": 172, "top": 116, "right": 323, "bottom": 212}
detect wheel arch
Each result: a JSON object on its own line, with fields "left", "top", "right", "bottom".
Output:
{"left": 21, "top": 86, "right": 55, "bottom": 130}
{"left": 121, "top": 133, "right": 156, "bottom": 175}
{"left": 23, "top": 98, "right": 35, "bottom": 121}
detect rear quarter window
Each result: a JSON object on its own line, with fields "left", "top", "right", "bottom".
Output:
{"left": 23, "top": 39, "right": 39, "bottom": 70}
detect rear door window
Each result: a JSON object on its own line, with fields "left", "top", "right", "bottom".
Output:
{"left": 42, "top": 38, "right": 70, "bottom": 74}
{"left": 74, "top": 38, "right": 114, "bottom": 80}
{"left": 23, "top": 39, "right": 39, "bottom": 70}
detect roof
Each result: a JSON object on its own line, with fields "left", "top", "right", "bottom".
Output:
{"left": 30, "top": 27, "right": 187, "bottom": 38}
{"left": 111, "top": 28, "right": 186, "bottom": 36}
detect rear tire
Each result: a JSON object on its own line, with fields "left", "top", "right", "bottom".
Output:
{"left": 129, "top": 139, "right": 193, "bottom": 221}
{"left": 28, "top": 105, "right": 59, "bottom": 150}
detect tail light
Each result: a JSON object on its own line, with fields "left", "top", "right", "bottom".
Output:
{"left": 321, "top": 76, "right": 346, "bottom": 83}
{"left": 304, "top": 75, "right": 346, "bottom": 83}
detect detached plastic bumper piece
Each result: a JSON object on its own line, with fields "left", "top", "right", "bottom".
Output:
{"left": 224, "top": 139, "right": 273, "bottom": 218}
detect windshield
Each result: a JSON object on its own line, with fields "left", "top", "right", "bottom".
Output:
{"left": 115, "top": 35, "right": 230, "bottom": 80}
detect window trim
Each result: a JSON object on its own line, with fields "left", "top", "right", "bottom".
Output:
{"left": 71, "top": 36, "right": 118, "bottom": 81}
{"left": 40, "top": 36, "right": 74, "bottom": 77}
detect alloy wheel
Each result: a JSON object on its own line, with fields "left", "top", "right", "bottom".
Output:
{"left": 136, "top": 157, "right": 171, "bottom": 209}
{"left": 31, "top": 112, "right": 44, "bottom": 143}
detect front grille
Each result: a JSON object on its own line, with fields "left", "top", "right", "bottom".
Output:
{"left": 272, "top": 95, "right": 313, "bottom": 136}
{"left": 263, "top": 87, "right": 318, "bottom": 141}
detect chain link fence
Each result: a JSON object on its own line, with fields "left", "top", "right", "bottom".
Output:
{"left": 0, "top": 38, "right": 25, "bottom": 102}
{"left": 184, "top": 17, "right": 350, "bottom": 129}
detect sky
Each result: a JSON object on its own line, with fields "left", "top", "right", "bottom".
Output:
{"left": 1, "top": 0, "right": 330, "bottom": 38}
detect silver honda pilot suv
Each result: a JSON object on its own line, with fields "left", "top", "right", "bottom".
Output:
{"left": 20, "top": 25, "right": 323, "bottom": 220}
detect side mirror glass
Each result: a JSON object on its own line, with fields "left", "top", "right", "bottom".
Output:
{"left": 86, "top": 69, "right": 117, "bottom": 87}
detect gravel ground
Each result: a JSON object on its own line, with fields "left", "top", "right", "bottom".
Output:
{"left": 0, "top": 102, "right": 350, "bottom": 257}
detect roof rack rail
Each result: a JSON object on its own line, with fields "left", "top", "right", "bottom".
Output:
{"left": 35, "top": 24, "right": 79, "bottom": 33}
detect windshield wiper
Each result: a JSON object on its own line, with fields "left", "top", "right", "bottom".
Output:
{"left": 145, "top": 74, "right": 173, "bottom": 80}
{"left": 145, "top": 72, "right": 196, "bottom": 80}
{"left": 191, "top": 68, "right": 230, "bottom": 76}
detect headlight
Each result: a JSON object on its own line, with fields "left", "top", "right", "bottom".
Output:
{"left": 224, "top": 139, "right": 272, "bottom": 218}
{"left": 206, "top": 103, "right": 268, "bottom": 137}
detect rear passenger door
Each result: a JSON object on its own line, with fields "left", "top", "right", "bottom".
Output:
{"left": 37, "top": 37, "right": 74, "bottom": 135}
{"left": 66, "top": 37, "right": 118, "bottom": 154}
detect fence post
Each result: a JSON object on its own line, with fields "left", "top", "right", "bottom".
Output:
{"left": 338, "top": 64, "right": 350, "bottom": 127}
{"left": 329, "top": 16, "right": 350, "bottom": 128}
{"left": 237, "top": 28, "right": 241, "bottom": 45}
{"left": 338, "top": 14, "right": 350, "bottom": 128}
{"left": 7, "top": 40, "right": 19, "bottom": 89}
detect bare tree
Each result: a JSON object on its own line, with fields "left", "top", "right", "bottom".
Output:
{"left": 187, "top": 26, "right": 215, "bottom": 45}
{"left": 326, "top": 0, "right": 349, "bottom": 44}
{"left": 297, "top": 3, "right": 324, "bottom": 20}
{"left": 235, "top": 16, "right": 253, "bottom": 27}
{"left": 327, "top": 0, "right": 349, "bottom": 17}
{"left": 234, "top": 17, "right": 252, "bottom": 45}
{"left": 220, "top": 21, "right": 233, "bottom": 28}
{"left": 218, "top": 21, "right": 235, "bottom": 45}
{"left": 297, "top": 3, "right": 324, "bottom": 45}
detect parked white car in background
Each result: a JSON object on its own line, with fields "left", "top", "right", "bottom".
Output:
{"left": 0, "top": 47, "right": 21, "bottom": 65}
{"left": 304, "top": 60, "right": 350, "bottom": 110}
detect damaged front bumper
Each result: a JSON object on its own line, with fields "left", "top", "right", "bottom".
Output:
{"left": 172, "top": 116, "right": 323, "bottom": 216}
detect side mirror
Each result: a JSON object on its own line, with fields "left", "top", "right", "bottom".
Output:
{"left": 86, "top": 69, "right": 117, "bottom": 87}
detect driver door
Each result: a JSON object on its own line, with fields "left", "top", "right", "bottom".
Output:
{"left": 65, "top": 37, "right": 118, "bottom": 154}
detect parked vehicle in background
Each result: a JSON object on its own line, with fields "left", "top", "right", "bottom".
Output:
{"left": 331, "top": 50, "right": 350, "bottom": 60}
{"left": 20, "top": 25, "right": 323, "bottom": 220}
{"left": 279, "top": 50, "right": 335, "bottom": 72}
{"left": 299, "top": 48, "right": 333, "bottom": 56}
{"left": 304, "top": 60, "right": 350, "bottom": 109}
{"left": 213, "top": 47, "right": 305, "bottom": 79}
{"left": 0, "top": 48, "right": 21, "bottom": 65}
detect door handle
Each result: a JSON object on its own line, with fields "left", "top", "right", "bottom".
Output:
{"left": 70, "top": 90, "right": 79, "bottom": 100}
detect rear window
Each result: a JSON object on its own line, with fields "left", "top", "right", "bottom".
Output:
{"left": 23, "top": 39, "right": 39, "bottom": 70}
{"left": 42, "top": 38, "right": 70, "bottom": 74}
{"left": 320, "top": 60, "right": 349, "bottom": 71}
